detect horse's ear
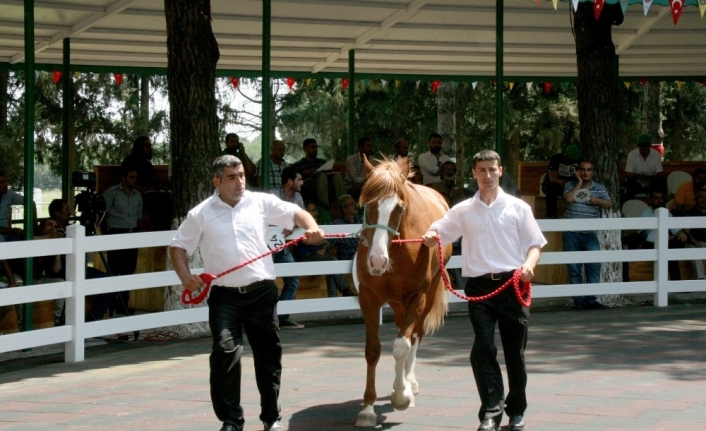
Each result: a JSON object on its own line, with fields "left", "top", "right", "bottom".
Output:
{"left": 364, "top": 154, "right": 374, "bottom": 176}
{"left": 399, "top": 157, "right": 410, "bottom": 179}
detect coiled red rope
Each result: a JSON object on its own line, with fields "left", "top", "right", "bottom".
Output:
{"left": 181, "top": 234, "right": 531, "bottom": 307}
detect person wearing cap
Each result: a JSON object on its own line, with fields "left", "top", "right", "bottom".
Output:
{"left": 623, "top": 134, "right": 665, "bottom": 203}
{"left": 540, "top": 145, "right": 580, "bottom": 219}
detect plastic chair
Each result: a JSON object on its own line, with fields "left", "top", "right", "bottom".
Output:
{"left": 622, "top": 199, "right": 648, "bottom": 218}
{"left": 667, "top": 171, "right": 692, "bottom": 195}
{"left": 538, "top": 173, "right": 547, "bottom": 197}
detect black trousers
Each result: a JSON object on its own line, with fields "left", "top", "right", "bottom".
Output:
{"left": 207, "top": 283, "right": 282, "bottom": 427}
{"left": 466, "top": 276, "right": 529, "bottom": 423}
{"left": 541, "top": 181, "right": 564, "bottom": 219}
{"left": 105, "top": 228, "right": 139, "bottom": 315}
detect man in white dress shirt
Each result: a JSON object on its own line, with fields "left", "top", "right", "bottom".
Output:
{"left": 422, "top": 150, "right": 546, "bottom": 431}
{"left": 171, "top": 155, "right": 324, "bottom": 431}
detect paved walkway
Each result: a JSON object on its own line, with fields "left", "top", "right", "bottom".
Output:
{"left": 1, "top": 301, "right": 706, "bottom": 431}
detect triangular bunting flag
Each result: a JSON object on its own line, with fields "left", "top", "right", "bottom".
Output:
{"left": 643, "top": 0, "right": 652, "bottom": 16}
{"left": 341, "top": 78, "right": 349, "bottom": 91}
{"left": 639, "top": 77, "right": 649, "bottom": 85}
{"left": 305, "top": 78, "right": 312, "bottom": 86}
{"left": 534, "top": 0, "right": 541, "bottom": 8}
{"left": 324, "top": 78, "right": 330, "bottom": 86}
{"left": 363, "top": 79, "right": 369, "bottom": 86}
{"left": 52, "top": 71, "right": 62, "bottom": 84}
{"left": 472, "top": 81, "right": 478, "bottom": 90}
{"left": 544, "top": 82, "right": 553, "bottom": 94}
{"left": 491, "top": 80, "right": 497, "bottom": 85}
{"left": 230, "top": 77, "right": 240, "bottom": 89}
{"left": 34, "top": 71, "right": 40, "bottom": 79}
{"left": 669, "top": 0, "right": 684, "bottom": 25}
{"left": 699, "top": 80, "right": 706, "bottom": 86}
{"left": 700, "top": 0, "right": 706, "bottom": 18}
{"left": 74, "top": 71, "right": 81, "bottom": 79}
{"left": 453, "top": 81, "right": 459, "bottom": 90}
{"left": 562, "top": 82, "right": 569, "bottom": 90}
{"left": 624, "top": 82, "right": 631, "bottom": 89}
{"left": 594, "top": 0, "right": 605, "bottom": 20}
{"left": 381, "top": 79, "right": 387, "bottom": 88}
{"left": 620, "top": 0, "right": 629, "bottom": 15}
{"left": 526, "top": 82, "right": 533, "bottom": 91}
{"left": 572, "top": 0, "right": 579, "bottom": 11}
{"left": 676, "top": 81, "right": 684, "bottom": 89}
{"left": 416, "top": 81, "right": 421, "bottom": 89}
{"left": 431, "top": 80, "right": 441, "bottom": 93}
{"left": 509, "top": 82, "right": 515, "bottom": 90}
{"left": 552, "top": 0, "right": 558, "bottom": 10}
{"left": 286, "top": 77, "right": 295, "bottom": 90}
{"left": 113, "top": 73, "right": 123, "bottom": 86}
{"left": 395, "top": 80, "right": 400, "bottom": 88}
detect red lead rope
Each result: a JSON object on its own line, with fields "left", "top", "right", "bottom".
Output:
{"left": 181, "top": 234, "right": 531, "bottom": 307}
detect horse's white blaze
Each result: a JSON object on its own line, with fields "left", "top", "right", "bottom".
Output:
{"left": 367, "top": 195, "right": 397, "bottom": 276}
{"left": 390, "top": 336, "right": 414, "bottom": 410}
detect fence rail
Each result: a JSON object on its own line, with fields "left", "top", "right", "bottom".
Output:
{"left": 2, "top": 208, "right": 706, "bottom": 362}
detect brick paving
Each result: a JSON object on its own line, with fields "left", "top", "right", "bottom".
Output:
{"left": 1, "top": 302, "right": 706, "bottom": 431}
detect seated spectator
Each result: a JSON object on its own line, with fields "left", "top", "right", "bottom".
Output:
{"left": 417, "top": 133, "right": 450, "bottom": 185}
{"left": 684, "top": 185, "right": 706, "bottom": 280}
{"left": 330, "top": 194, "right": 362, "bottom": 261}
{"left": 674, "top": 168, "right": 706, "bottom": 216}
{"left": 430, "top": 161, "right": 472, "bottom": 207}
{"left": 291, "top": 138, "right": 344, "bottom": 207}
{"left": 297, "top": 201, "right": 356, "bottom": 297}
{"left": 0, "top": 259, "right": 22, "bottom": 331}
{"left": 541, "top": 145, "right": 580, "bottom": 219}
{"left": 623, "top": 134, "right": 666, "bottom": 203}
{"left": 391, "top": 139, "right": 410, "bottom": 160}
{"left": 640, "top": 190, "right": 688, "bottom": 281}
{"left": 0, "top": 170, "right": 25, "bottom": 243}
{"left": 344, "top": 137, "right": 373, "bottom": 201}
{"left": 254, "top": 139, "right": 289, "bottom": 190}
{"left": 33, "top": 218, "right": 68, "bottom": 326}
{"left": 409, "top": 164, "right": 423, "bottom": 185}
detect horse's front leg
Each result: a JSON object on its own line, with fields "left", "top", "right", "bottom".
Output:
{"left": 390, "top": 334, "right": 414, "bottom": 410}
{"left": 356, "top": 299, "right": 381, "bottom": 427}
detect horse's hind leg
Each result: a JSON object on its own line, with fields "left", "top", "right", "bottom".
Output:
{"left": 406, "top": 331, "right": 422, "bottom": 395}
{"left": 356, "top": 298, "right": 382, "bottom": 427}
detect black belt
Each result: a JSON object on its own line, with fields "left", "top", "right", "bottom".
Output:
{"left": 216, "top": 279, "right": 273, "bottom": 294}
{"left": 474, "top": 271, "right": 514, "bottom": 281}
{"left": 107, "top": 227, "right": 136, "bottom": 233}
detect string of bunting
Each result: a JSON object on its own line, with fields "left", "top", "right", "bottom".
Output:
{"left": 535, "top": 0, "right": 705, "bottom": 25}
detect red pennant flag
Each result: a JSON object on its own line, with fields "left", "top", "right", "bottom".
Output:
{"left": 52, "top": 71, "right": 62, "bottom": 84}
{"left": 286, "top": 77, "right": 295, "bottom": 90}
{"left": 431, "top": 80, "right": 441, "bottom": 93}
{"left": 699, "top": 80, "right": 706, "bottom": 86}
{"left": 638, "top": 77, "right": 649, "bottom": 85}
{"left": 534, "top": 0, "right": 541, "bottom": 7}
{"left": 669, "top": 0, "right": 684, "bottom": 25}
{"left": 544, "top": 82, "right": 553, "bottom": 94}
{"left": 490, "top": 80, "right": 497, "bottom": 85}
{"left": 341, "top": 78, "right": 349, "bottom": 91}
{"left": 594, "top": 0, "right": 605, "bottom": 20}
{"left": 113, "top": 73, "right": 123, "bottom": 86}
{"left": 230, "top": 77, "right": 240, "bottom": 89}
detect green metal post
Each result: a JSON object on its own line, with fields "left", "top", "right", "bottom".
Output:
{"left": 62, "top": 38, "right": 70, "bottom": 200}
{"left": 261, "top": 0, "right": 272, "bottom": 190}
{"left": 22, "top": 0, "right": 35, "bottom": 332}
{"left": 494, "top": 0, "right": 504, "bottom": 158}
{"left": 348, "top": 50, "right": 355, "bottom": 157}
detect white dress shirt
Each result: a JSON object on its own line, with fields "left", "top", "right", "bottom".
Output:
{"left": 430, "top": 188, "right": 547, "bottom": 277}
{"left": 172, "top": 190, "right": 301, "bottom": 288}
{"left": 418, "top": 151, "right": 450, "bottom": 185}
{"left": 625, "top": 148, "right": 663, "bottom": 187}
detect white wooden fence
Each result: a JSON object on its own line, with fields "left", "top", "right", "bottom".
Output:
{"left": 1, "top": 208, "right": 705, "bottom": 362}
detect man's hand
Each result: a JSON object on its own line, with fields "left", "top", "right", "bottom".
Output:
{"left": 422, "top": 230, "right": 439, "bottom": 248}
{"left": 180, "top": 274, "right": 205, "bottom": 292}
{"left": 519, "top": 263, "right": 535, "bottom": 282}
{"left": 304, "top": 227, "right": 325, "bottom": 244}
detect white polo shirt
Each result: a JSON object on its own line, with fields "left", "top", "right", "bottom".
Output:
{"left": 418, "top": 151, "right": 450, "bottom": 185}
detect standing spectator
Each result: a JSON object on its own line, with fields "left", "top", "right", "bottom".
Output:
{"left": 255, "top": 140, "right": 290, "bottom": 190}
{"left": 330, "top": 194, "right": 362, "bottom": 261}
{"left": 291, "top": 138, "right": 344, "bottom": 207}
{"left": 623, "top": 134, "right": 665, "bottom": 203}
{"left": 224, "top": 133, "right": 256, "bottom": 181}
{"left": 269, "top": 166, "right": 305, "bottom": 329}
{"left": 170, "top": 154, "right": 324, "bottom": 431}
{"left": 639, "top": 190, "right": 688, "bottom": 281}
{"left": 563, "top": 160, "right": 612, "bottom": 310}
{"left": 122, "top": 136, "right": 161, "bottom": 193}
{"left": 422, "top": 149, "right": 546, "bottom": 431}
{"left": 344, "top": 137, "right": 373, "bottom": 201}
{"left": 0, "top": 170, "right": 25, "bottom": 243}
{"left": 103, "top": 161, "right": 143, "bottom": 317}
{"left": 417, "top": 133, "right": 450, "bottom": 185}
{"left": 674, "top": 168, "right": 706, "bottom": 216}
{"left": 541, "top": 145, "right": 580, "bottom": 219}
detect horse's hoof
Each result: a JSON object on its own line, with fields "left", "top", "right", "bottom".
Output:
{"left": 390, "top": 390, "right": 413, "bottom": 411}
{"left": 355, "top": 406, "right": 377, "bottom": 427}
{"left": 411, "top": 380, "right": 419, "bottom": 395}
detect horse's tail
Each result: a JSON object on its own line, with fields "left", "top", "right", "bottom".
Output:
{"left": 424, "top": 267, "right": 449, "bottom": 335}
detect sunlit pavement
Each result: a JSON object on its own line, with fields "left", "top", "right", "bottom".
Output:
{"left": 1, "top": 300, "right": 705, "bottom": 431}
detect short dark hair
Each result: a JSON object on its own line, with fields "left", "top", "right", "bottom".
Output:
{"left": 693, "top": 168, "right": 706, "bottom": 177}
{"left": 472, "top": 150, "right": 501, "bottom": 168}
{"left": 281, "top": 166, "right": 301, "bottom": 185}
{"left": 48, "top": 199, "right": 67, "bottom": 218}
{"left": 120, "top": 159, "right": 138, "bottom": 178}
{"left": 225, "top": 132, "right": 239, "bottom": 142}
{"left": 428, "top": 133, "right": 442, "bottom": 141}
{"left": 212, "top": 155, "right": 243, "bottom": 177}
{"left": 131, "top": 136, "right": 150, "bottom": 156}
{"left": 303, "top": 138, "right": 317, "bottom": 147}
{"left": 357, "top": 137, "right": 371, "bottom": 148}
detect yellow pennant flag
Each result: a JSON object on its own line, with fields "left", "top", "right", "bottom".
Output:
{"left": 676, "top": 81, "right": 684, "bottom": 89}
{"left": 624, "top": 82, "right": 631, "bottom": 89}
{"left": 74, "top": 71, "right": 81, "bottom": 78}
{"left": 700, "top": 2, "right": 706, "bottom": 18}
{"left": 306, "top": 78, "right": 312, "bottom": 86}
{"left": 509, "top": 82, "right": 514, "bottom": 90}
{"left": 395, "top": 80, "right": 400, "bottom": 88}
{"left": 552, "top": 0, "right": 558, "bottom": 9}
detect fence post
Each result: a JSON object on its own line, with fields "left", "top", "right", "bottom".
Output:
{"left": 654, "top": 208, "right": 669, "bottom": 307}
{"left": 65, "top": 224, "right": 86, "bottom": 362}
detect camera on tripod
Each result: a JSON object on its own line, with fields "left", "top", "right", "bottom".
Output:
{"left": 73, "top": 171, "right": 106, "bottom": 236}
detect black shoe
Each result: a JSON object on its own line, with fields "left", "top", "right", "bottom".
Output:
{"left": 278, "top": 319, "right": 304, "bottom": 329}
{"left": 508, "top": 414, "right": 525, "bottom": 430}
{"left": 219, "top": 423, "right": 242, "bottom": 431}
{"left": 585, "top": 302, "right": 609, "bottom": 310}
{"left": 477, "top": 418, "right": 500, "bottom": 431}
{"left": 263, "top": 420, "right": 285, "bottom": 431}
{"left": 341, "top": 288, "right": 358, "bottom": 297}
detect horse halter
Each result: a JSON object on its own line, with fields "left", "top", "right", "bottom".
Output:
{"left": 358, "top": 203, "right": 404, "bottom": 246}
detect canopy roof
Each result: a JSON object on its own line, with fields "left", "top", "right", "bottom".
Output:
{"left": 0, "top": 0, "right": 705, "bottom": 80}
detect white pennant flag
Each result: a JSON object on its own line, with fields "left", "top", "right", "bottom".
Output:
{"left": 572, "top": 0, "right": 579, "bottom": 11}
{"left": 526, "top": 82, "right": 533, "bottom": 91}
{"left": 472, "top": 81, "right": 478, "bottom": 89}
{"left": 381, "top": 79, "right": 387, "bottom": 88}
{"left": 416, "top": 81, "right": 421, "bottom": 89}
{"left": 643, "top": 0, "right": 652, "bottom": 16}
{"left": 324, "top": 78, "right": 330, "bottom": 86}
{"left": 35, "top": 71, "right": 40, "bottom": 79}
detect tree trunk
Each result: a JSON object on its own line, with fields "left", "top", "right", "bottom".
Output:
{"left": 163, "top": 0, "right": 220, "bottom": 337}
{"left": 642, "top": 81, "right": 663, "bottom": 145}
{"left": 437, "top": 82, "right": 456, "bottom": 158}
{"left": 139, "top": 74, "right": 150, "bottom": 136}
{"left": 671, "top": 91, "right": 686, "bottom": 160}
{"left": 574, "top": 2, "right": 624, "bottom": 297}
{"left": 0, "top": 69, "right": 7, "bottom": 133}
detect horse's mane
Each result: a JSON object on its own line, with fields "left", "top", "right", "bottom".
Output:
{"left": 358, "top": 157, "right": 410, "bottom": 206}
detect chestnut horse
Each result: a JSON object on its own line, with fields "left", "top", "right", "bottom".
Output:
{"left": 354, "top": 156, "right": 452, "bottom": 427}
